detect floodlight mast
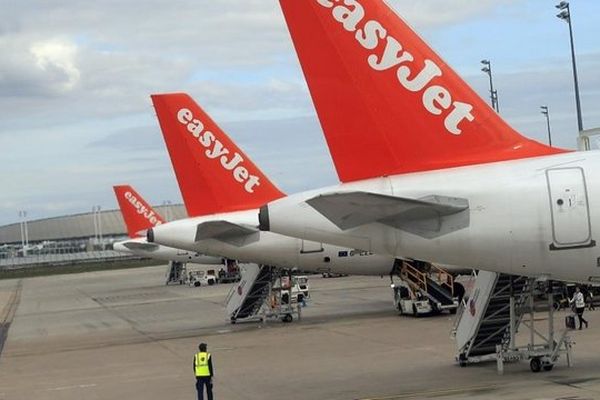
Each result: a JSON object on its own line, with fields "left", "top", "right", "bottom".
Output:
{"left": 541, "top": 105, "right": 552, "bottom": 146}
{"left": 481, "top": 59, "right": 499, "bottom": 113}
{"left": 556, "top": 1, "right": 583, "bottom": 133}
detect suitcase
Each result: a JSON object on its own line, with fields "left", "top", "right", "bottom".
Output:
{"left": 565, "top": 315, "right": 576, "bottom": 330}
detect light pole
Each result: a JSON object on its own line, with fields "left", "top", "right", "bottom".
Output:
{"left": 96, "top": 206, "right": 103, "bottom": 250}
{"left": 18, "top": 210, "right": 29, "bottom": 256}
{"left": 92, "top": 206, "right": 103, "bottom": 249}
{"left": 556, "top": 1, "right": 584, "bottom": 133}
{"left": 92, "top": 206, "right": 98, "bottom": 246}
{"left": 481, "top": 59, "right": 499, "bottom": 112}
{"left": 162, "top": 200, "right": 172, "bottom": 221}
{"left": 19, "top": 211, "right": 24, "bottom": 249}
{"left": 541, "top": 106, "right": 552, "bottom": 146}
{"left": 24, "top": 211, "right": 29, "bottom": 249}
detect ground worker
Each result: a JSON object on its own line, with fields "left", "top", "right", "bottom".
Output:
{"left": 194, "top": 343, "right": 214, "bottom": 400}
{"left": 587, "top": 286, "right": 595, "bottom": 311}
{"left": 570, "top": 286, "right": 589, "bottom": 330}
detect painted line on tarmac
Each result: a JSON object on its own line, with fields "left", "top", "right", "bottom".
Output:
{"left": 0, "top": 280, "right": 23, "bottom": 359}
{"left": 75, "top": 287, "right": 184, "bottom": 359}
{"left": 46, "top": 383, "right": 97, "bottom": 392}
{"left": 357, "top": 384, "right": 499, "bottom": 400}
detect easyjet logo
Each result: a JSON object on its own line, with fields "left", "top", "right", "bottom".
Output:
{"left": 177, "top": 109, "right": 260, "bottom": 193}
{"left": 315, "top": 0, "right": 475, "bottom": 135}
{"left": 124, "top": 191, "right": 162, "bottom": 226}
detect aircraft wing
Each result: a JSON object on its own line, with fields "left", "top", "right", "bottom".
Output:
{"left": 195, "top": 221, "right": 260, "bottom": 247}
{"left": 122, "top": 241, "right": 160, "bottom": 252}
{"left": 306, "top": 191, "right": 469, "bottom": 239}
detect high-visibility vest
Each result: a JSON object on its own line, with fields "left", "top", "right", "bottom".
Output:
{"left": 194, "top": 352, "right": 211, "bottom": 377}
{"left": 574, "top": 292, "right": 586, "bottom": 308}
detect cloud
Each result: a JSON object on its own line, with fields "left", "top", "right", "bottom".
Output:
{"left": 0, "top": 1, "right": 298, "bottom": 134}
{"left": 466, "top": 52, "right": 600, "bottom": 148}
{"left": 0, "top": 0, "right": 520, "bottom": 123}
{"left": 390, "top": 0, "right": 520, "bottom": 29}
{"left": 30, "top": 39, "right": 80, "bottom": 91}
{"left": 0, "top": 36, "right": 79, "bottom": 97}
{"left": 88, "top": 126, "right": 163, "bottom": 151}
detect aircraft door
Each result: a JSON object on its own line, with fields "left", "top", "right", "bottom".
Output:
{"left": 546, "top": 167, "right": 595, "bottom": 250}
{"left": 300, "top": 240, "right": 323, "bottom": 254}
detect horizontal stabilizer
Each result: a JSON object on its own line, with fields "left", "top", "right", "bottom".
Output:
{"left": 195, "top": 221, "right": 260, "bottom": 247}
{"left": 306, "top": 192, "right": 469, "bottom": 239}
{"left": 122, "top": 241, "right": 160, "bottom": 252}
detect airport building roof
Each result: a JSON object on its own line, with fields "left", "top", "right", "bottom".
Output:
{"left": 0, "top": 205, "right": 187, "bottom": 244}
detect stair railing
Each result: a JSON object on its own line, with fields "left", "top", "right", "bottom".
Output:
{"left": 401, "top": 262, "right": 428, "bottom": 292}
{"left": 430, "top": 264, "right": 455, "bottom": 297}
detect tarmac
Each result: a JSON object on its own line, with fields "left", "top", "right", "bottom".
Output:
{"left": 0, "top": 265, "right": 599, "bottom": 400}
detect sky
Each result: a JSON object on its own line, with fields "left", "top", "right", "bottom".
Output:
{"left": 1, "top": 0, "right": 599, "bottom": 226}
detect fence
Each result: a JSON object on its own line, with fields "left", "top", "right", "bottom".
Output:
{"left": 0, "top": 250, "right": 138, "bottom": 269}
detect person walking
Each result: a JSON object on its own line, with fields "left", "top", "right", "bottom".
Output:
{"left": 194, "top": 343, "right": 214, "bottom": 400}
{"left": 587, "top": 286, "right": 595, "bottom": 311}
{"left": 570, "top": 287, "right": 589, "bottom": 330}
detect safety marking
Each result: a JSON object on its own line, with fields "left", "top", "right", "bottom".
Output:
{"left": 46, "top": 383, "right": 97, "bottom": 391}
{"left": 357, "top": 384, "right": 498, "bottom": 400}
{"left": 213, "top": 346, "right": 235, "bottom": 351}
{"left": 0, "top": 280, "right": 22, "bottom": 359}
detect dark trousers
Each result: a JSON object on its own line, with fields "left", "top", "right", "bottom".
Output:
{"left": 576, "top": 307, "right": 588, "bottom": 329}
{"left": 196, "top": 377, "right": 213, "bottom": 400}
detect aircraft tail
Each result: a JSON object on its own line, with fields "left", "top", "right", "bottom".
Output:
{"left": 151, "top": 93, "right": 285, "bottom": 217}
{"left": 113, "top": 185, "right": 165, "bottom": 238}
{"left": 279, "top": 0, "right": 567, "bottom": 183}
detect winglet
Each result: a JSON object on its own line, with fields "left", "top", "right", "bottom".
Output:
{"left": 279, "top": 0, "right": 567, "bottom": 182}
{"left": 151, "top": 93, "right": 285, "bottom": 217}
{"left": 113, "top": 185, "right": 165, "bottom": 238}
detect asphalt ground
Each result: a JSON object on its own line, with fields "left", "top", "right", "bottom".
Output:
{"left": 0, "top": 265, "right": 599, "bottom": 400}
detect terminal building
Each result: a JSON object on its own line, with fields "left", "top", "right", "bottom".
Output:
{"left": 0, "top": 205, "right": 186, "bottom": 268}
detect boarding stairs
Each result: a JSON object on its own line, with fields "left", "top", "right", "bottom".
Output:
{"left": 455, "top": 272, "right": 531, "bottom": 361}
{"left": 226, "top": 264, "right": 274, "bottom": 322}
{"left": 165, "top": 261, "right": 186, "bottom": 285}
{"left": 400, "top": 261, "right": 458, "bottom": 312}
{"left": 454, "top": 271, "right": 574, "bottom": 373}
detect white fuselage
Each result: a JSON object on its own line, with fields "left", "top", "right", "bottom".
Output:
{"left": 149, "top": 209, "right": 395, "bottom": 276}
{"left": 113, "top": 237, "right": 223, "bottom": 265}
{"left": 264, "top": 151, "right": 600, "bottom": 283}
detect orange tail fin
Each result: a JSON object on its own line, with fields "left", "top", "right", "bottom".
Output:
{"left": 113, "top": 185, "right": 165, "bottom": 238}
{"left": 279, "top": 0, "right": 567, "bottom": 182}
{"left": 151, "top": 93, "right": 285, "bottom": 216}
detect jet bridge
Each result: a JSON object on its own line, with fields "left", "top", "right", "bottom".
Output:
{"left": 453, "top": 271, "right": 574, "bottom": 373}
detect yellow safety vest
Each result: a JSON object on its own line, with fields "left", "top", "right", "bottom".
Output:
{"left": 194, "top": 352, "right": 211, "bottom": 377}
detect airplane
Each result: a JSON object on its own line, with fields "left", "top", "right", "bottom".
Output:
{"left": 112, "top": 184, "right": 223, "bottom": 265}
{"left": 257, "top": 0, "right": 600, "bottom": 284}
{"left": 146, "top": 93, "right": 397, "bottom": 276}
